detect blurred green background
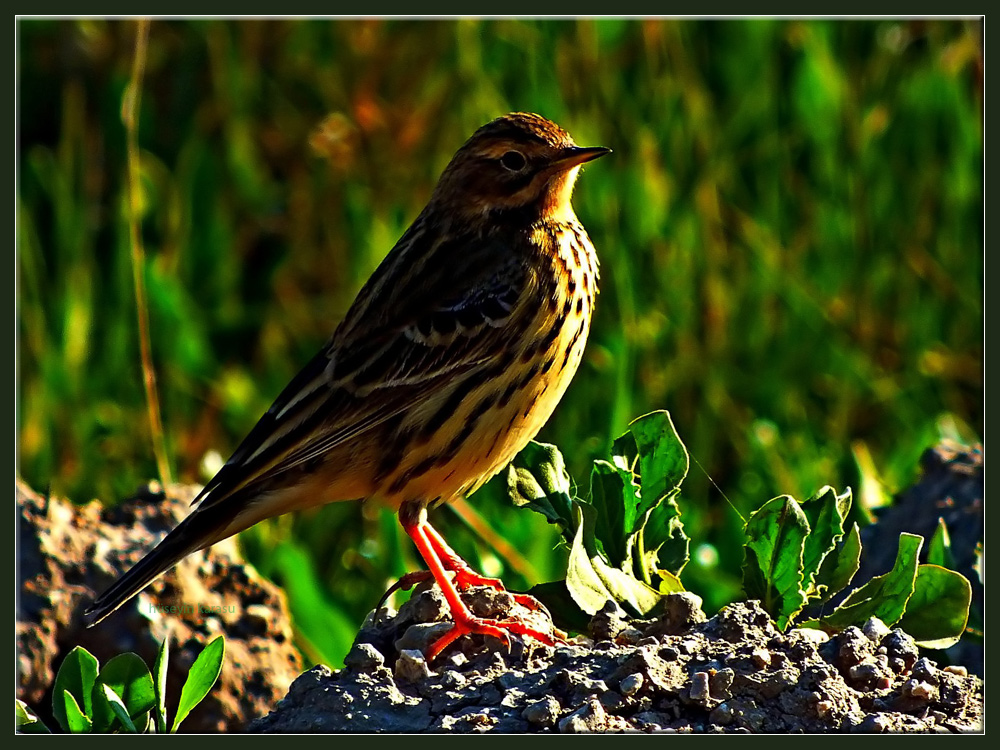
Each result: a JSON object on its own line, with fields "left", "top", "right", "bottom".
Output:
{"left": 17, "top": 19, "right": 982, "bottom": 667}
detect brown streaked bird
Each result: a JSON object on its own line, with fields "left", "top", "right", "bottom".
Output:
{"left": 84, "top": 112, "right": 610, "bottom": 659}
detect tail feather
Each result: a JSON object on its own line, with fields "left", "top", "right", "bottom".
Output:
{"left": 83, "top": 511, "right": 219, "bottom": 627}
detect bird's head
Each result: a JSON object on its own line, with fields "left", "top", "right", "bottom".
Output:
{"left": 431, "top": 112, "right": 610, "bottom": 223}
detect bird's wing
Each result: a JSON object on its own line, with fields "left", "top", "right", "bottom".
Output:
{"left": 192, "top": 221, "right": 535, "bottom": 510}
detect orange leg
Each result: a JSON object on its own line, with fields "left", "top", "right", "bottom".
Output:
{"left": 398, "top": 505, "right": 557, "bottom": 661}
{"left": 421, "top": 523, "right": 545, "bottom": 611}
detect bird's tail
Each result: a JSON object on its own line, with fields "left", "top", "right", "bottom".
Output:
{"left": 82, "top": 508, "right": 221, "bottom": 627}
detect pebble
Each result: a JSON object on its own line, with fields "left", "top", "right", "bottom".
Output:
{"left": 708, "top": 702, "right": 733, "bottom": 726}
{"left": 558, "top": 696, "right": 607, "bottom": 733}
{"left": 619, "top": 673, "right": 643, "bottom": 696}
{"left": 862, "top": 617, "right": 891, "bottom": 643}
{"left": 522, "top": 695, "right": 561, "bottom": 727}
{"left": 789, "top": 627, "right": 829, "bottom": 644}
{"left": 394, "top": 622, "right": 452, "bottom": 652}
{"left": 690, "top": 671, "right": 711, "bottom": 703}
{"left": 903, "top": 679, "right": 938, "bottom": 701}
{"left": 343, "top": 642, "right": 385, "bottom": 672}
{"left": 750, "top": 648, "right": 772, "bottom": 669}
{"left": 394, "top": 649, "right": 432, "bottom": 683}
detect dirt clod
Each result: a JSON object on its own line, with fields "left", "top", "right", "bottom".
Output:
{"left": 250, "top": 587, "right": 982, "bottom": 733}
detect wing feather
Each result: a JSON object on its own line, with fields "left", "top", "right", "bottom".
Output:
{"left": 193, "top": 222, "right": 534, "bottom": 511}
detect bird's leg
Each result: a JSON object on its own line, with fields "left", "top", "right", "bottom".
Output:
{"left": 377, "top": 520, "right": 546, "bottom": 613}
{"left": 421, "top": 522, "right": 546, "bottom": 612}
{"left": 398, "top": 503, "right": 557, "bottom": 661}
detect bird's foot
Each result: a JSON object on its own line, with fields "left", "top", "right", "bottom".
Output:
{"left": 381, "top": 567, "right": 546, "bottom": 613}
{"left": 425, "top": 602, "right": 558, "bottom": 661}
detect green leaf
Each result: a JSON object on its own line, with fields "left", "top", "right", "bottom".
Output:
{"left": 565, "top": 504, "right": 663, "bottom": 617}
{"left": 927, "top": 518, "right": 955, "bottom": 569}
{"left": 645, "top": 496, "right": 690, "bottom": 577}
{"left": 799, "top": 486, "right": 852, "bottom": 595}
{"left": 506, "top": 441, "right": 576, "bottom": 541}
{"left": 62, "top": 690, "right": 92, "bottom": 733}
{"left": 896, "top": 564, "right": 972, "bottom": 649}
{"left": 100, "top": 685, "right": 138, "bottom": 733}
{"left": 821, "top": 532, "right": 923, "bottom": 630}
{"left": 619, "top": 410, "right": 690, "bottom": 522}
{"left": 611, "top": 411, "right": 690, "bottom": 581}
{"left": 91, "top": 652, "right": 155, "bottom": 733}
{"left": 16, "top": 699, "right": 50, "bottom": 733}
{"left": 522, "top": 580, "right": 593, "bottom": 634}
{"left": 588, "top": 459, "right": 635, "bottom": 567}
{"left": 813, "top": 522, "right": 862, "bottom": 604}
{"left": 52, "top": 646, "right": 99, "bottom": 732}
{"left": 742, "top": 495, "right": 810, "bottom": 629}
{"left": 153, "top": 637, "right": 170, "bottom": 734}
{"left": 171, "top": 636, "right": 224, "bottom": 733}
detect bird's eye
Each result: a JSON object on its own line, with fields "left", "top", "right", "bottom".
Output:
{"left": 499, "top": 150, "right": 527, "bottom": 171}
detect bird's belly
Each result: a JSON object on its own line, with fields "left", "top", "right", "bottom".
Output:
{"left": 378, "top": 306, "right": 591, "bottom": 509}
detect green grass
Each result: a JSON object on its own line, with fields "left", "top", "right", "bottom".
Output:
{"left": 17, "top": 19, "right": 982, "bottom": 667}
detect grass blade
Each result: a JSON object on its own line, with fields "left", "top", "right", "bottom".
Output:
{"left": 171, "top": 636, "right": 224, "bottom": 733}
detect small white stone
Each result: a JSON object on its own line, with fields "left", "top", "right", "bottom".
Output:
{"left": 751, "top": 648, "right": 772, "bottom": 669}
{"left": 394, "top": 649, "right": 432, "bottom": 683}
{"left": 789, "top": 627, "right": 829, "bottom": 644}
{"left": 904, "top": 679, "right": 938, "bottom": 701}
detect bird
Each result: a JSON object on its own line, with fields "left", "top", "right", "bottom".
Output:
{"left": 84, "top": 112, "right": 610, "bottom": 660}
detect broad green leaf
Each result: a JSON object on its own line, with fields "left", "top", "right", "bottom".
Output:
{"left": 645, "top": 495, "right": 689, "bottom": 577}
{"left": 506, "top": 441, "right": 576, "bottom": 540}
{"left": 62, "top": 690, "right": 92, "bottom": 733}
{"left": 742, "top": 495, "right": 810, "bottom": 629}
{"left": 800, "top": 486, "right": 852, "bottom": 594}
{"left": 16, "top": 699, "right": 50, "bottom": 733}
{"left": 565, "top": 504, "right": 663, "bottom": 617}
{"left": 589, "top": 459, "right": 635, "bottom": 567}
{"left": 896, "top": 564, "right": 972, "bottom": 649}
{"left": 619, "top": 410, "right": 689, "bottom": 523}
{"left": 821, "top": 533, "right": 923, "bottom": 630}
{"left": 100, "top": 685, "right": 138, "bottom": 733}
{"left": 813, "top": 522, "right": 862, "bottom": 604}
{"left": 91, "top": 652, "right": 155, "bottom": 733}
{"left": 927, "top": 518, "right": 955, "bottom": 569}
{"left": 52, "top": 646, "right": 99, "bottom": 732}
{"left": 171, "top": 636, "right": 224, "bottom": 733}
{"left": 153, "top": 637, "right": 169, "bottom": 734}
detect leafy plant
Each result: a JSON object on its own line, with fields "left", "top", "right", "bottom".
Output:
{"left": 510, "top": 410, "right": 973, "bottom": 650}
{"left": 745, "top": 490, "right": 972, "bottom": 649}
{"left": 508, "top": 410, "right": 690, "bottom": 627}
{"left": 17, "top": 636, "right": 224, "bottom": 734}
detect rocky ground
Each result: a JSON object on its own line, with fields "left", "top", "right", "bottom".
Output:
{"left": 17, "top": 441, "right": 984, "bottom": 733}
{"left": 249, "top": 584, "right": 982, "bottom": 733}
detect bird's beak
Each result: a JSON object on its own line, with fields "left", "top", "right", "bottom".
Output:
{"left": 553, "top": 146, "right": 612, "bottom": 171}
